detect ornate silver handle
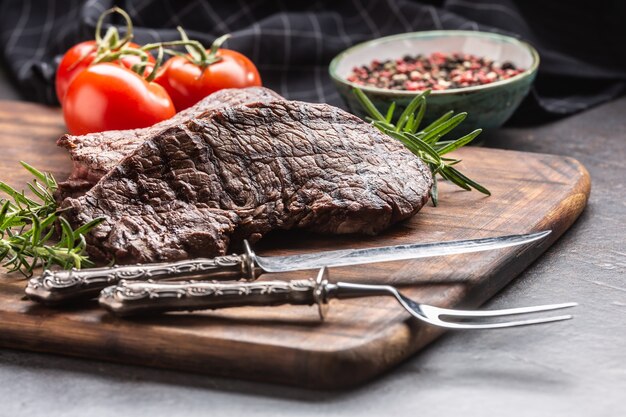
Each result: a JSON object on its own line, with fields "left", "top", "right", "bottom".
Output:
{"left": 25, "top": 253, "right": 256, "bottom": 305}
{"left": 99, "top": 269, "right": 331, "bottom": 318}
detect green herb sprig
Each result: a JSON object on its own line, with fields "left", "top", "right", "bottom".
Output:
{"left": 0, "top": 163, "right": 103, "bottom": 277}
{"left": 353, "top": 88, "right": 490, "bottom": 205}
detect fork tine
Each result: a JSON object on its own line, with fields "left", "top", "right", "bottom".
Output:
{"left": 338, "top": 283, "right": 577, "bottom": 330}
{"left": 432, "top": 314, "right": 574, "bottom": 330}
{"left": 426, "top": 302, "right": 578, "bottom": 318}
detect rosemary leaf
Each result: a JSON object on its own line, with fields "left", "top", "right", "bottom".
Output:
{"left": 73, "top": 217, "right": 106, "bottom": 237}
{"left": 27, "top": 182, "right": 47, "bottom": 202}
{"left": 31, "top": 214, "right": 42, "bottom": 246}
{"left": 385, "top": 102, "right": 396, "bottom": 123}
{"left": 441, "top": 158, "right": 462, "bottom": 166}
{"left": 440, "top": 167, "right": 472, "bottom": 191}
{"left": 420, "top": 112, "right": 467, "bottom": 145}
{"left": 396, "top": 90, "right": 429, "bottom": 132}
{"left": 403, "top": 132, "right": 442, "bottom": 162}
{"left": 408, "top": 97, "right": 427, "bottom": 134}
{"left": 20, "top": 161, "right": 53, "bottom": 187}
{"left": 353, "top": 88, "right": 490, "bottom": 204}
{"left": 422, "top": 110, "right": 454, "bottom": 132}
{"left": 431, "top": 176, "right": 439, "bottom": 207}
{"left": 0, "top": 182, "right": 38, "bottom": 208}
{"left": 353, "top": 88, "right": 386, "bottom": 122}
{"left": 59, "top": 216, "right": 75, "bottom": 249}
{"left": 0, "top": 164, "right": 103, "bottom": 277}
{"left": 445, "top": 166, "right": 491, "bottom": 195}
{"left": 436, "top": 129, "right": 482, "bottom": 155}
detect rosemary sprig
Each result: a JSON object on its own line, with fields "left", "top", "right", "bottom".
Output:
{"left": 353, "top": 88, "right": 490, "bottom": 206}
{"left": 0, "top": 162, "right": 103, "bottom": 277}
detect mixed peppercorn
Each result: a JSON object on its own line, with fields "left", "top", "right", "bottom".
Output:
{"left": 346, "top": 52, "right": 524, "bottom": 91}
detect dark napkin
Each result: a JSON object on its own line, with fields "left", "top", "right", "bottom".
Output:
{"left": 0, "top": 0, "right": 624, "bottom": 124}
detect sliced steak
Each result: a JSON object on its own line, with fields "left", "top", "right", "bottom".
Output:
{"left": 56, "top": 87, "right": 283, "bottom": 199}
{"left": 62, "top": 100, "right": 433, "bottom": 263}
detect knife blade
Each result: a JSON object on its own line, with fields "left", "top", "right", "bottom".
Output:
{"left": 25, "top": 230, "right": 550, "bottom": 305}
{"left": 254, "top": 230, "right": 551, "bottom": 272}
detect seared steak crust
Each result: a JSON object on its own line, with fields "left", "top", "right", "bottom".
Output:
{"left": 63, "top": 100, "right": 433, "bottom": 263}
{"left": 56, "top": 87, "right": 283, "bottom": 199}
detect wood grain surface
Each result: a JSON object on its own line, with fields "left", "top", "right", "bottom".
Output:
{"left": 0, "top": 100, "right": 590, "bottom": 389}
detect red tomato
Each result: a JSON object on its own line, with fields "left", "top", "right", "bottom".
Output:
{"left": 63, "top": 63, "right": 175, "bottom": 135}
{"left": 55, "top": 41, "right": 154, "bottom": 103}
{"left": 155, "top": 49, "right": 262, "bottom": 111}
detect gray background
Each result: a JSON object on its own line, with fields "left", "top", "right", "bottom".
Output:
{"left": 0, "top": 72, "right": 624, "bottom": 416}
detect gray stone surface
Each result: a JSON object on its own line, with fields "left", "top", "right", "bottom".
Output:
{"left": 0, "top": 81, "right": 624, "bottom": 416}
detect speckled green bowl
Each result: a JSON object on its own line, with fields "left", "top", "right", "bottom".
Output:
{"left": 329, "top": 30, "right": 539, "bottom": 134}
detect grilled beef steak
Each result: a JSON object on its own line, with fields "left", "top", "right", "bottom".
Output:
{"left": 62, "top": 100, "right": 433, "bottom": 263}
{"left": 56, "top": 87, "right": 283, "bottom": 199}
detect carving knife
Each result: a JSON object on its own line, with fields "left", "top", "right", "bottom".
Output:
{"left": 25, "top": 230, "right": 551, "bottom": 305}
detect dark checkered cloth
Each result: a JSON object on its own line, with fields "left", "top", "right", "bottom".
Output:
{"left": 0, "top": 0, "right": 625, "bottom": 124}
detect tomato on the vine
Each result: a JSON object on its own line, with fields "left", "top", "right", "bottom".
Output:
{"left": 63, "top": 63, "right": 175, "bottom": 135}
{"left": 55, "top": 40, "right": 154, "bottom": 103}
{"left": 155, "top": 49, "right": 262, "bottom": 111}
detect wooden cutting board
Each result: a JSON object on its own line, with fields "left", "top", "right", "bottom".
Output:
{"left": 0, "top": 100, "right": 590, "bottom": 389}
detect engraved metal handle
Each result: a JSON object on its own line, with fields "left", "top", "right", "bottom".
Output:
{"left": 25, "top": 253, "right": 256, "bottom": 305}
{"left": 99, "top": 268, "right": 330, "bottom": 318}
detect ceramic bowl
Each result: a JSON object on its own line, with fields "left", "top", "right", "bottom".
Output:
{"left": 329, "top": 30, "right": 539, "bottom": 134}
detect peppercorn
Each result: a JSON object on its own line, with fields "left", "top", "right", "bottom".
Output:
{"left": 347, "top": 52, "right": 525, "bottom": 91}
